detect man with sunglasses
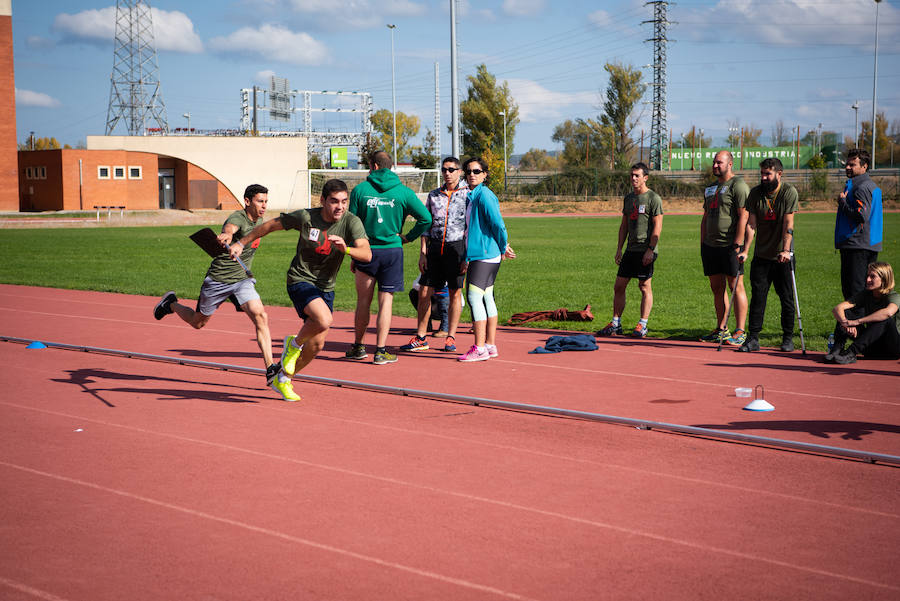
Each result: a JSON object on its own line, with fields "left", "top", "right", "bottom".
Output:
{"left": 346, "top": 151, "right": 432, "bottom": 365}
{"left": 400, "top": 156, "right": 469, "bottom": 353}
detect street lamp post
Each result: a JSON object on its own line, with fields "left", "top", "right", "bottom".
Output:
{"left": 851, "top": 100, "right": 859, "bottom": 148}
{"left": 728, "top": 126, "right": 738, "bottom": 154}
{"left": 871, "top": 0, "right": 882, "bottom": 168}
{"left": 387, "top": 24, "right": 398, "bottom": 164}
{"left": 183, "top": 112, "right": 191, "bottom": 133}
{"left": 680, "top": 133, "right": 685, "bottom": 171}
{"left": 498, "top": 110, "right": 507, "bottom": 192}
{"left": 698, "top": 129, "right": 704, "bottom": 170}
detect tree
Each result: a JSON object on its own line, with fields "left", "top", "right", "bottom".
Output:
{"left": 459, "top": 64, "right": 519, "bottom": 161}
{"left": 517, "top": 148, "right": 559, "bottom": 171}
{"left": 598, "top": 62, "right": 646, "bottom": 169}
{"left": 682, "top": 127, "right": 711, "bottom": 149}
{"left": 371, "top": 109, "right": 420, "bottom": 161}
{"left": 858, "top": 111, "right": 892, "bottom": 166}
{"left": 771, "top": 119, "right": 790, "bottom": 146}
{"left": 18, "top": 136, "right": 61, "bottom": 150}
{"left": 308, "top": 152, "right": 324, "bottom": 169}
{"left": 551, "top": 118, "right": 607, "bottom": 168}
{"left": 725, "top": 120, "right": 762, "bottom": 148}
{"left": 410, "top": 128, "right": 440, "bottom": 169}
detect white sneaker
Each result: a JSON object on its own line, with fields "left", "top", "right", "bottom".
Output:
{"left": 486, "top": 344, "right": 498, "bottom": 358}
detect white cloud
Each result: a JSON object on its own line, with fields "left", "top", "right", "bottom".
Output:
{"left": 52, "top": 6, "right": 202, "bottom": 53}
{"left": 502, "top": 0, "right": 545, "bottom": 17}
{"left": 255, "top": 70, "right": 277, "bottom": 85}
{"left": 454, "top": 0, "right": 495, "bottom": 21}
{"left": 287, "top": 0, "right": 426, "bottom": 29}
{"left": 506, "top": 78, "right": 597, "bottom": 122}
{"left": 588, "top": 10, "right": 611, "bottom": 27}
{"left": 684, "top": 0, "right": 899, "bottom": 48}
{"left": 16, "top": 88, "right": 62, "bottom": 108}
{"left": 25, "top": 35, "right": 54, "bottom": 49}
{"left": 209, "top": 24, "right": 328, "bottom": 66}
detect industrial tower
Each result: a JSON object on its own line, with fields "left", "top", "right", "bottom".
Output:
{"left": 105, "top": 0, "right": 168, "bottom": 135}
{"left": 643, "top": 1, "right": 672, "bottom": 171}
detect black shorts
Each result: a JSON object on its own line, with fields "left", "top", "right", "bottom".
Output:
{"left": 354, "top": 247, "right": 404, "bottom": 293}
{"left": 701, "top": 243, "right": 743, "bottom": 277}
{"left": 617, "top": 250, "right": 656, "bottom": 280}
{"left": 422, "top": 239, "right": 466, "bottom": 290}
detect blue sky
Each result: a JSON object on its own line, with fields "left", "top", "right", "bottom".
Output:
{"left": 12, "top": 0, "right": 900, "bottom": 157}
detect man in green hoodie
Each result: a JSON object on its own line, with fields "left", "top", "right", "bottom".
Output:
{"left": 346, "top": 151, "right": 432, "bottom": 365}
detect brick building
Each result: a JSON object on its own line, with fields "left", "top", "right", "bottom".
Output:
{"left": 18, "top": 149, "right": 240, "bottom": 212}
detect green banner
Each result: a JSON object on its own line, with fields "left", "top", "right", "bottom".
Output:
{"left": 666, "top": 146, "right": 815, "bottom": 170}
{"left": 329, "top": 147, "right": 348, "bottom": 168}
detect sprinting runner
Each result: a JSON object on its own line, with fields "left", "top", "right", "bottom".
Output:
{"left": 154, "top": 184, "right": 278, "bottom": 385}
{"left": 230, "top": 179, "right": 370, "bottom": 401}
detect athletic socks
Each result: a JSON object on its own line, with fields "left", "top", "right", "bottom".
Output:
{"left": 639, "top": 318, "right": 648, "bottom": 327}
{"left": 611, "top": 316, "right": 621, "bottom": 327}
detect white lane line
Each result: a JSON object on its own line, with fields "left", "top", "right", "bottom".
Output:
{"left": 1, "top": 407, "right": 897, "bottom": 592}
{"left": 0, "top": 461, "right": 537, "bottom": 601}
{"left": 0, "top": 576, "right": 73, "bottom": 601}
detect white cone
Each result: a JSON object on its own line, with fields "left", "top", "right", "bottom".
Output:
{"left": 743, "top": 398, "right": 774, "bottom": 412}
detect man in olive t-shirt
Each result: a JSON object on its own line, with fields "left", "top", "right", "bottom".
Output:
{"left": 232, "top": 179, "right": 371, "bottom": 402}
{"left": 700, "top": 150, "right": 750, "bottom": 345}
{"left": 597, "top": 162, "right": 663, "bottom": 339}
{"left": 153, "top": 183, "right": 278, "bottom": 384}
{"left": 737, "top": 158, "right": 799, "bottom": 353}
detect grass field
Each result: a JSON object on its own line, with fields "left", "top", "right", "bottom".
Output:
{"left": 1, "top": 213, "right": 897, "bottom": 351}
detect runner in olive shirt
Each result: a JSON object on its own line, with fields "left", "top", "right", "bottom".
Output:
{"left": 737, "top": 158, "right": 799, "bottom": 353}
{"left": 597, "top": 162, "right": 663, "bottom": 339}
{"left": 700, "top": 150, "right": 750, "bottom": 345}
{"left": 231, "top": 179, "right": 371, "bottom": 402}
{"left": 153, "top": 184, "right": 278, "bottom": 385}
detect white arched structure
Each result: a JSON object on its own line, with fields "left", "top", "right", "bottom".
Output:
{"left": 86, "top": 135, "right": 309, "bottom": 211}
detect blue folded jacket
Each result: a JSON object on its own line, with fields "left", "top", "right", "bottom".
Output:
{"left": 529, "top": 334, "right": 598, "bottom": 353}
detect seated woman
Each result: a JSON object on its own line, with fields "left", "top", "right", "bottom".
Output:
{"left": 827, "top": 261, "right": 900, "bottom": 364}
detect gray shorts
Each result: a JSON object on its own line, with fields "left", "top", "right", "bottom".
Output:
{"left": 197, "top": 277, "right": 260, "bottom": 316}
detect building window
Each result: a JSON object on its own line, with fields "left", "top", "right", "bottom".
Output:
{"left": 38, "top": 166, "right": 47, "bottom": 179}
{"left": 113, "top": 166, "right": 126, "bottom": 179}
{"left": 25, "top": 167, "right": 33, "bottom": 179}
{"left": 98, "top": 166, "right": 110, "bottom": 179}
{"left": 128, "top": 166, "right": 142, "bottom": 179}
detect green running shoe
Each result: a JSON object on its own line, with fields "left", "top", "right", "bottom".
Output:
{"left": 281, "top": 335, "right": 303, "bottom": 376}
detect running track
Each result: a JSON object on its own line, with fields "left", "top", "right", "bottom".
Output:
{"left": 0, "top": 284, "right": 897, "bottom": 600}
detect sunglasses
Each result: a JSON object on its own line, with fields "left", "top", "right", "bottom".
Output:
{"left": 441, "top": 167, "right": 459, "bottom": 173}
{"left": 465, "top": 169, "right": 484, "bottom": 175}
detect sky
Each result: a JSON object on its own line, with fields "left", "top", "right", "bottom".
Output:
{"left": 11, "top": 0, "right": 900, "bottom": 160}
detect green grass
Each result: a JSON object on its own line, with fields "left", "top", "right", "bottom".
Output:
{"left": 1, "top": 213, "right": 897, "bottom": 351}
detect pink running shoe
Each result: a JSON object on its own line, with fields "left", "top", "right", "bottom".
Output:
{"left": 458, "top": 345, "right": 490, "bottom": 362}
{"left": 485, "top": 344, "right": 498, "bottom": 358}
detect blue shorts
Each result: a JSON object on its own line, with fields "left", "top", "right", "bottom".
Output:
{"left": 354, "top": 247, "right": 404, "bottom": 293}
{"left": 287, "top": 281, "right": 334, "bottom": 321}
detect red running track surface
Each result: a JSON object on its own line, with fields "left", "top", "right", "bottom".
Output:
{"left": 0, "top": 284, "right": 898, "bottom": 601}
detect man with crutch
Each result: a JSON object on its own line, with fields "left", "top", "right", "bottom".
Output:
{"left": 736, "top": 158, "right": 800, "bottom": 353}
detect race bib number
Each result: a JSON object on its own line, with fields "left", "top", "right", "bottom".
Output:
{"left": 308, "top": 227, "right": 320, "bottom": 241}
{"left": 704, "top": 185, "right": 717, "bottom": 199}
{"left": 638, "top": 205, "right": 646, "bottom": 214}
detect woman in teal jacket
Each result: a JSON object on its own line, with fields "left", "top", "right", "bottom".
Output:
{"left": 459, "top": 157, "right": 516, "bottom": 362}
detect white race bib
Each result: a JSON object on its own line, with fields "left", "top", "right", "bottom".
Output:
{"left": 308, "top": 227, "right": 320, "bottom": 241}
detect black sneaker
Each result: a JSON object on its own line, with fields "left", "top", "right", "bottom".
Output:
{"left": 737, "top": 337, "right": 759, "bottom": 352}
{"left": 265, "top": 362, "right": 282, "bottom": 386}
{"left": 154, "top": 291, "right": 177, "bottom": 320}
{"left": 833, "top": 347, "right": 858, "bottom": 364}
{"left": 824, "top": 345, "right": 843, "bottom": 363}
{"left": 779, "top": 336, "right": 795, "bottom": 352}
